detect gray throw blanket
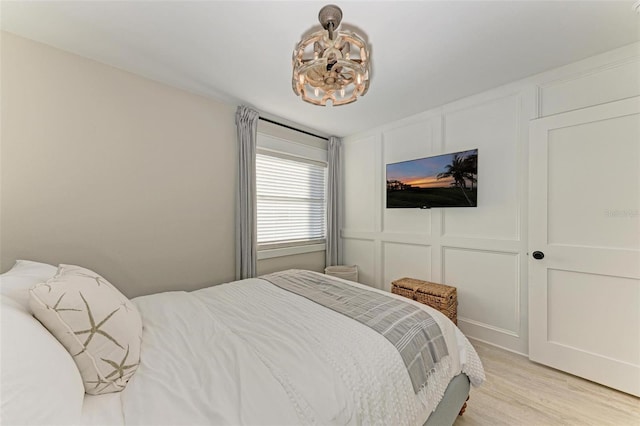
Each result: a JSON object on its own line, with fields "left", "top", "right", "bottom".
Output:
{"left": 261, "top": 270, "right": 449, "bottom": 393}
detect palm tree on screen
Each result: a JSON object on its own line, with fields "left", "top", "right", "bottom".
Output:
{"left": 436, "top": 154, "right": 474, "bottom": 206}
{"left": 464, "top": 153, "right": 478, "bottom": 190}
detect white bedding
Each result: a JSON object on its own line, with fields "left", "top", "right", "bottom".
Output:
{"left": 81, "top": 274, "right": 484, "bottom": 426}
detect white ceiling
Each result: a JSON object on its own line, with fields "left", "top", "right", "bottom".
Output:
{"left": 1, "top": 1, "right": 639, "bottom": 136}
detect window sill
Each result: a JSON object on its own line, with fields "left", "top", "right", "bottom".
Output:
{"left": 257, "top": 243, "right": 326, "bottom": 260}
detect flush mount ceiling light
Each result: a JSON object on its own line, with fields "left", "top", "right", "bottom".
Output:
{"left": 292, "top": 4, "right": 370, "bottom": 106}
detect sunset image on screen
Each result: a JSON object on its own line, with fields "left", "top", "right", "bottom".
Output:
{"left": 386, "top": 149, "right": 478, "bottom": 208}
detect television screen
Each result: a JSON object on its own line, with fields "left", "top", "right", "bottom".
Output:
{"left": 386, "top": 149, "right": 478, "bottom": 208}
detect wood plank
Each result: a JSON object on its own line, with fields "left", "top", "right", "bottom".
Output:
{"left": 454, "top": 340, "right": 640, "bottom": 426}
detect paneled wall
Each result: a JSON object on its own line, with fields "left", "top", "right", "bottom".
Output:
{"left": 342, "top": 42, "right": 639, "bottom": 354}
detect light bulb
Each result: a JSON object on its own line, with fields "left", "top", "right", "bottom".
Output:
{"left": 314, "top": 87, "right": 319, "bottom": 97}
{"left": 340, "top": 88, "right": 345, "bottom": 98}
{"left": 356, "top": 74, "right": 362, "bottom": 85}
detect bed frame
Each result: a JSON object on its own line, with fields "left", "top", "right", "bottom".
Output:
{"left": 423, "top": 374, "right": 470, "bottom": 426}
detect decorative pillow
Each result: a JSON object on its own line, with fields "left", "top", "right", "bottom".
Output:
{"left": 0, "top": 260, "right": 57, "bottom": 310}
{"left": 1, "top": 294, "right": 85, "bottom": 425}
{"left": 29, "top": 264, "right": 143, "bottom": 395}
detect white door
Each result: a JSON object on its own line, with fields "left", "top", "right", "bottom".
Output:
{"left": 529, "top": 96, "right": 640, "bottom": 396}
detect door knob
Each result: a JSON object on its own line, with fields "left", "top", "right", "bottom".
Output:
{"left": 532, "top": 251, "right": 545, "bottom": 260}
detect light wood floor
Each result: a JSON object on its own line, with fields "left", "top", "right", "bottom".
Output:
{"left": 454, "top": 339, "right": 640, "bottom": 426}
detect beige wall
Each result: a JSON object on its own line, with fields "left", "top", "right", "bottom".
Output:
{"left": 0, "top": 32, "right": 238, "bottom": 297}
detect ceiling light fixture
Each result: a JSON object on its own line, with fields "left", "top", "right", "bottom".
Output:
{"left": 292, "top": 4, "right": 370, "bottom": 106}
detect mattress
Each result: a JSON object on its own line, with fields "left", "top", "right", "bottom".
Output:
{"left": 81, "top": 273, "right": 484, "bottom": 425}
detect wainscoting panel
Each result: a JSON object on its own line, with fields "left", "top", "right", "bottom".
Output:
{"left": 540, "top": 57, "right": 640, "bottom": 117}
{"left": 342, "top": 238, "right": 376, "bottom": 287}
{"left": 442, "top": 94, "right": 521, "bottom": 241}
{"left": 382, "top": 242, "right": 431, "bottom": 292}
{"left": 343, "top": 135, "right": 377, "bottom": 232}
{"left": 383, "top": 209, "right": 432, "bottom": 235}
{"left": 382, "top": 118, "right": 436, "bottom": 163}
{"left": 382, "top": 118, "right": 438, "bottom": 234}
{"left": 443, "top": 247, "right": 520, "bottom": 336}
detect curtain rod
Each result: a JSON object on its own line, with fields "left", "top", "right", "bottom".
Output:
{"left": 259, "top": 117, "right": 329, "bottom": 141}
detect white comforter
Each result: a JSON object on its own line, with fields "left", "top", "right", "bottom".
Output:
{"left": 82, "top": 275, "right": 484, "bottom": 426}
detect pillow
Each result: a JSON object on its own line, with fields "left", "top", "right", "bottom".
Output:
{"left": 1, "top": 294, "right": 85, "bottom": 425}
{"left": 0, "top": 260, "right": 57, "bottom": 310}
{"left": 29, "top": 264, "right": 143, "bottom": 395}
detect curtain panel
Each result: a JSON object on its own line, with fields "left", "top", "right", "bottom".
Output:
{"left": 326, "top": 136, "right": 342, "bottom": 266}
{"left": 235, "top": 106, "right": 259, "bottom": 279}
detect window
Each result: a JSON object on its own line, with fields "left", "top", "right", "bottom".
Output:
{"left": 256, "top": 151, "right": 327, "bottom": 249}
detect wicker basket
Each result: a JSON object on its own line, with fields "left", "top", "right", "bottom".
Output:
{"left": 391, "top": 277, "right": 458, "bottom": 325}
{"left": 325, "top": 265, "right": 358, "bottom": 282}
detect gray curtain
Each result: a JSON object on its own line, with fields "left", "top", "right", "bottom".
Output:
{"left": 326, "top": 136, "right": 342, "bottom": 266}
{"left": 235, "top": 106, "right": 259, "bottom": 279}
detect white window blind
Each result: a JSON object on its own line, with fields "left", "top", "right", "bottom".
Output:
{"left": 256, "top": 151, "right": 326, "bottom": 247}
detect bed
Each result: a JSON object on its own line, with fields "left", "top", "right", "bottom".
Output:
{"left": 1, "top": 260, "right": 484, "bottom": 426}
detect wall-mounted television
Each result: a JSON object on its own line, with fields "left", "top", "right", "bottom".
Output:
{"left": 386, "top": 149, "right": 478, "bottom": 208}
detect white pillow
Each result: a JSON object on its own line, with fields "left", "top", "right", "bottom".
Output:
{"left": 0, "top": 260, "right": 57, "bottom": 310}
{"left": 1, "top": 295, "right": 85, "bottom": 425}
{"left": 29, "top": 264, "right": 143, "bottom": 395}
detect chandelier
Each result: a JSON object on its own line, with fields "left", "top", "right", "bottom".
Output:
{"left": 292, "top": 4, "right": 370, "bottom": 106}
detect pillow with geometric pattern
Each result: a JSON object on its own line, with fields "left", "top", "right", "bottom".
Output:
{"left": 29, "top": 264, "right": 142, "bottom": 395}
